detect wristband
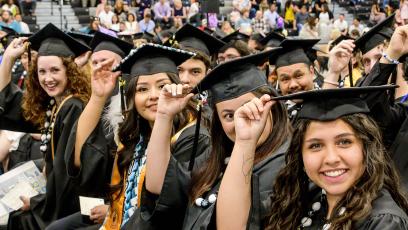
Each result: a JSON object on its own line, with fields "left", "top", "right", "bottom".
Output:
{"left": 323, "top": 79, "right": 339, "bottom": 87}
{"left": 382, "top": 52, "right": 400, "bottom": 65}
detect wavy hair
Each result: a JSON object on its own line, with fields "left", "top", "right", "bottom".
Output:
{"left": 190, "top": 86, "right": 292, "bottom": 202}
{"left": 266, "top": 113, "right": 408, "bottom": 230}
{"left": 21, "top": 56, "right": 90, "bottom": 127}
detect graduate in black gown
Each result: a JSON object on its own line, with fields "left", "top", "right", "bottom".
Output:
{"left": 73, "top": 43, "right": 210, "bottom": 230}
{"left": 324, "top": 22, "right": 408, "bottom": 190}
{"left": 133, "top": 49, "right": 291, "bottom": 229}
{"left": 265, "top": 86, "right": 408, "bottom": 229}
{"left": 269, "top": 38, "right": 321, "bottom": 120}
{"left": 0, "top": 23, "right": 94, "bottom": 229}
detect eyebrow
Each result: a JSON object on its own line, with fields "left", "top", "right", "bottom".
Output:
{"left": 304, "top": 133, "right": 355, "bottom": 143}
{"left": 137, "top": 77, "right": 171, "bottom": 85}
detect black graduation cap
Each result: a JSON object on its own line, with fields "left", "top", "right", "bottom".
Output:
{"left": 164, "top": 23, "right": 226, "bottom": 56}
{"left": 354, "top": 14, "right": 395, "bottom": 55}
{"left": 188, "top": 48, "right": 281, "bottom": 171}
{"left": 192, "top": 47, "right": 281, "bottom": 103}
{"left": 329, "top": 34, "right": 353, "bottom": 51}
{"left": 260, "top": 31, "right": 285, "bottom": 48}
{"left": 0, "top": 25, "right": 18, "bottom": 48}
{"left": 221, "top": 30, "right": 250, "bottom": 43}
{"left": 271, "top": 85, "right": 397, "bottom": 121}
{"left": 113, "top": 43, "right": 196, "bottom": 76}
{"left": 90, "top": 31, "right": 134, "bottom": 58}
{"left": 28, "top": 23, "right": 90, "bottom": 57}
{"left": 67, "top": 31, "right": 94, "bottom": 46}
{"left": 270, "top": 38, "right": 320, "bottom": 68}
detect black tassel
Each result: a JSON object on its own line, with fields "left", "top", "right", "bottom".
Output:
{"left": 188, "top": 104, "right": 202, "bottom": 171}
{"left": 389, "top": 68, "right": 398, "bottom": 103}
{"left": 119, "top": 76, "right": 127, "bottom": 115}
{"left": 348, "top": 61, "right": 353, "bottom": 87}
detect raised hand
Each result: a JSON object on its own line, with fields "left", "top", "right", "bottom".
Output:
{"left": 90, "top": 204, "right": 109, "bottom": 224}
{"left": 386, "top": 24, "right": 408, "bottom": 60}
{"left": 91, "top": 58, "right": 121, "bottom": 100}
{"left": 328, "top": 39, "right": 355, "bottom": 75}
{"left": 156, "top": 83, "right": 193, "bottom": 119}
{"left": 3, "top": 37, "right": 28, "bottom": 61}
{"left": 234, "top": 94, "right": 275, "bottom": 144}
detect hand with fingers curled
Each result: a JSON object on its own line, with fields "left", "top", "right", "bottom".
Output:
{"left": 156, "top": 83, "right": 194, "bottom": 119}
{"left": 91, "top": 58, "right": 121, "bottom": 100}
{"left": 328, "top": 39, "right": 355, "bottom": 75}
{"left": 234, "top": 94, "right": 276, "bottom": 145}
{"left": 3, "top": 37, "right": 29, "bottom": 61}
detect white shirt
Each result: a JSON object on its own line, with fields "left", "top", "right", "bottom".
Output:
{"left": 333, "top": 19, "right": 348, "bottom": 32}
{"left": 263, "top": 9, "right": 279, "bottom": 30}
{"left": 98, "top": 10, "right": 115, "bottom": 27}
{"left": 19, "top": 21, "right": 30, "bottom": 33}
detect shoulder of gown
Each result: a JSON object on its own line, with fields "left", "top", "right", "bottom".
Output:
{"left": 355, "top": 189, "right": 408, "bottom": 230}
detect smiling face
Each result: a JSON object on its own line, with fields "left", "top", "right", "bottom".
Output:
{"left": 302, "top": 119, "right": 365, "bottom": 201}
{"left": 215, "top": 92, "right": 272, "bottom": 145}
{"left": 276, "top": 63, "right": 315, "bottom": 96}
{"left": 37, "top": 56, "right": 68, "bottom": 98}
{"left": 134, "top": 73, "right": 172, "bottom": 123}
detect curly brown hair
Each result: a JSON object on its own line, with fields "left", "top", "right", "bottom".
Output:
{"left": 22, "top": 56, "right": 90, "bottom": 127}
{"left": 266, "top": 113, "right": 408, "bottom": 230}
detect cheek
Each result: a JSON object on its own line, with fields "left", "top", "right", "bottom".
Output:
{"left": 221, "top": 120, "right": 235, "bottom": 141}
{"left": 302, "top": 152, "right": 321, "bottom": 178}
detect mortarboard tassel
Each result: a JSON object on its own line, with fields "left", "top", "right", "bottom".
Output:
{"left": 348, "top": 61, "right": 353, "bottom": 87}
{"left": 119, "top": 76, "right": 127, "bottom": 116}
{"left": 188, "top": 101, "right": 202, "bottom": 171}
{"left": 389, "top": 68, "right": 398, "bottom": 104}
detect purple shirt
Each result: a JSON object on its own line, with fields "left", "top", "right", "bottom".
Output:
{"left": 153, "top": 2, "right": 171, "bottom": 19}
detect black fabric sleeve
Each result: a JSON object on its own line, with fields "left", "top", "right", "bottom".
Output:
{"left": 64, "top": 120, "right": 115, "bottom": 198}
{"left": 359, "top": 214, "right": 408, "bottom": 230}
{"left": 0, "top": 82, "right": 38, "bottom": 133}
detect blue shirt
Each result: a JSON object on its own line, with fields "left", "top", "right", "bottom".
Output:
{"left": 138, "top": 19, "right": 155, "bottom": 33}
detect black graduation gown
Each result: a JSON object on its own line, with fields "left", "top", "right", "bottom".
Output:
{"left": 124, "top": 140, "right": 289, "bottom": 230}
{"left": 121, "top": 124, "right": 211, "bottom": 230}
{"left": 356, "top": 62, "right": 408, "bottom": 188}
{"left": 303, "top": 189, "right": 408, "bottom": 230}
{"left": 0, "top": 83, "right": 103, "bottom": 229}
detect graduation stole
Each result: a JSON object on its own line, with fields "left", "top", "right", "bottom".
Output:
{"left": 102, "top": 118, "right": 196, "bottom": 229}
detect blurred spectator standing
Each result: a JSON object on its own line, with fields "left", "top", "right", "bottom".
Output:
{"left": 153, "top": 0, "right": 173, "bottom": 28}
{"left": 0, "top": 10, "right": 21, "bottom": 33}
{"left": 295, "top": 4, "right": 309, "bottom": 31}
{"left": 333, "top": 13, "right": 348, "bottom": 35}
{"left": 98, "top": 3, "right": 115, "bottom": 28}
{"left": 263, "top": 2, "right": 279, "bottom": 30}
{"left": 139, "top": 8, "right": 155, "bottom": 32}
{"left": 252, "top": 10, "right": 268, "bottom": 33}
{"left": 318, "top": 3, "right": 333, "bottom": 41}
{"left": 284, "top": 0, "right": 296, "bottom": 31}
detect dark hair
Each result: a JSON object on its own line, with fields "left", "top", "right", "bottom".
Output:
{"left": 109, "top": 72, "right": 196, "bottom": 202}
{"left": 190, "top": 86, "right": 292, "bottom": 202}
{"left": 266, "top": 113, "right": 408, "bottom": 229}
{"left": 218, "top": 40, "right": 251, "bottom": 57}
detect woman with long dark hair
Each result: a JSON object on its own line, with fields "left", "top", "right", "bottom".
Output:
{"left": 72, "top": 43, "right": 210, "bottom": 230}
{"left": 265, "top": 86, "right": 408, "bottom": 229}
{"left": 135, "top": 48, "right": 292, "bottom": 229}
{"left": 0, "top": 23, "right": 92, "bottom": 229}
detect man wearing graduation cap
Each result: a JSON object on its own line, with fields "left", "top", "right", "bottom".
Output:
{"left": 165, "top": 23, "right": 225, "bottom": 88}
{"left": 270, "top": 38, "right": 321, "bottom": 119}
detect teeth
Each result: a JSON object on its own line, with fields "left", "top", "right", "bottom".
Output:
{"left": 323, "top": 169, "right": 346, "bottom": 177}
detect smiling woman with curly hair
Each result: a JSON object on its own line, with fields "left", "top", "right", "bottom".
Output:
{"left": 0, "top": 23, "right": 93, "bottom": 230}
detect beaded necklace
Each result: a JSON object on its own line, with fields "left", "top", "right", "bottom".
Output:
{"left": 40, "top": 98, "right": 56, "bottom": 154}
